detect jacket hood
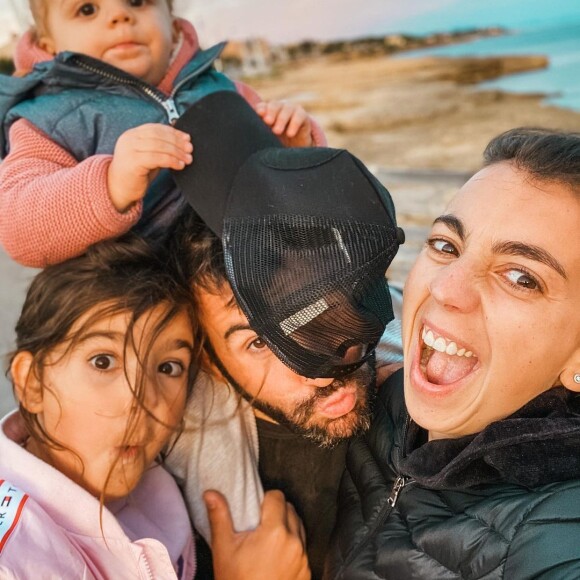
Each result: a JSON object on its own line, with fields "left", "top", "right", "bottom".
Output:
{"left": 393, "top": 380, "right": 580, "bottom": 489}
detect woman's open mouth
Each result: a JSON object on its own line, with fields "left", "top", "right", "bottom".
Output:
{"left": 416, "top": 324, "right": 480, "bottom": 389}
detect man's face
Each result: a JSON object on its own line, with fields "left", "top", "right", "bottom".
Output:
{"left": 197, "top": 285, "right": 376, "bottom": 447}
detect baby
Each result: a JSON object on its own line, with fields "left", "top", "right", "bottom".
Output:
{"left": 0, "top": 0, "right": 325, "bottom": 267}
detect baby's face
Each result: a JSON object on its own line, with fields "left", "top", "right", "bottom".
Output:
{"left": 39, "top": 0, "right": 177, "bottom": 86}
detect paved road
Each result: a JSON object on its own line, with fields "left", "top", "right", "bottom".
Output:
{"left": 0, "top": 167, "right": 470, "bottom": 418}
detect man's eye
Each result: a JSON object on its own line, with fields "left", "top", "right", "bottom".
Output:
{"left": 158, "top": 361, "right": 185, "bottom": 377}
{"left": 78, "top": 3, "right": 96, "bottom": 16}
{"left": 128, "top": 0, "right": 145, "bottom": 6}
{"left": 89, "top": 354, "right": 116, "bottom": 370}
{"left": 427, "top": 238, "right": 458, "bottom": 256}
{"left": 504, "top": 268, "right": 541, "bottom": 291}
{"left": 249, "top": 338, "right": 267, "bottom": 351}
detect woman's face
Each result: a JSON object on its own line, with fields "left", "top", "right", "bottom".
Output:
{"left": 403, "top": 162, "right": 580, "bottom": 440}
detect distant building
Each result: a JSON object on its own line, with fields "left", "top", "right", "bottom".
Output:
{"left": 0, "top": 34, "right": 18, "bottom": 61}
{"left": 220, "top": 38, "right": 287, "bottom": 78}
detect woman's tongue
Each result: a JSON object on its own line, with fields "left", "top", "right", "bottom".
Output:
{"left": 426, "top": 350, "right": 477, "bottom": 385}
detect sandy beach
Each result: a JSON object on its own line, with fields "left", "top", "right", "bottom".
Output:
{"left": 2, "top": 51, "right": 580, "bottom": 413}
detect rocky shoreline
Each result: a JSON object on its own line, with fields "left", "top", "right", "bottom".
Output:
{"left": 249, "top": 52, "right": 580, "bottom": 172}
{"left": 248, "top": 51, "right": 580, "bottom": 284}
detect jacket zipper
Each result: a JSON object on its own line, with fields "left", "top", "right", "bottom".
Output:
{"left": 70, "top": 56, "right": 209, "bottom": 124}
{"left": 340, "top": 474, "right": 415, "bottom": 573}
{"left": 387, "top": 475, "right": 410, "bottom": 507}
{"left": 339, "top": 414, "right": 415, "bottom": 575}
{"left": 143, "top": 552, "right": 154, "bottom": 580}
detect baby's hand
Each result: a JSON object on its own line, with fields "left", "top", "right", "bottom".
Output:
{"left": 108, "top": 124, "right": 193, "bottom": 212}
{"left": 255, "top": 100, "right": 314, "bottom": 148}
{"left": 206, "top": 489, "right": 311, "bottom": 580}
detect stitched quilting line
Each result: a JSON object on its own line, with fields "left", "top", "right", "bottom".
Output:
{"left": 503, "top": 483, "right": 580, "bottom": 567}
{"left": 391, "top": 488, "right": 510, "bottom": 579}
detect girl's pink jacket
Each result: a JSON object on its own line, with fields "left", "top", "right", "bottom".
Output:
{"left": 0, "top": 411, "right": 196, "bottom": 579}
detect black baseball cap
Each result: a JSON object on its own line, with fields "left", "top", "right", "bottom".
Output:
{"left": 173, "top": 91, "right": 404, "bottom": 378}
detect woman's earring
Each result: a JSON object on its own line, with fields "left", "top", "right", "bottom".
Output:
{"left": 574, "top": 374, "right": 580, "bottom": 384}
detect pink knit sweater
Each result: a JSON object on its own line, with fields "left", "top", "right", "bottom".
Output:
{"left": 0, "top": 21, "right": 326, "bottom": 268}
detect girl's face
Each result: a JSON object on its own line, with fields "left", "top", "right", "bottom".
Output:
{"left": 402, "top": 162, "right": 580, "bottom": 440}
{"left": 22, "top": 304, "right": 193, "bottom": 500}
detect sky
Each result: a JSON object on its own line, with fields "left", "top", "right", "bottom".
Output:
{"left": 2, "top": 0, "right": 580, "bottom": 47}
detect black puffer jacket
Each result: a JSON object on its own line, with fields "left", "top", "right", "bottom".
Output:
{"left": 326, "top": 370, "right": 580, "bottom": 579}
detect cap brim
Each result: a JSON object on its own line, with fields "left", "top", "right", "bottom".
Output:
{"left": 172, "top": 91, "right": 282, "bottom": 236}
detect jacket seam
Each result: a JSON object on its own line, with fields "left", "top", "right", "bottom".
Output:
{"left": 503, "top": 489, "right": 558, "bottom": 568}
{"left": 435, "top": 489, "right": 511, "bottom": 546}
{"left": 396, "top": 494, "right": 463, "bottom": 579}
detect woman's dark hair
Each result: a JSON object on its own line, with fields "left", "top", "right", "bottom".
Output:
{"left": 483, "top": 127, "right": 580, "bottom": 191}
{"left": 8, "top": 235, "right": 199, "bottom": 498}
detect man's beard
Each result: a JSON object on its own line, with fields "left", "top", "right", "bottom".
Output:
{"left": 257, "top": 361, "right": 376, "bottom": 447}
{"left": 213, "top": 350, "right": 376, "bottom": 448}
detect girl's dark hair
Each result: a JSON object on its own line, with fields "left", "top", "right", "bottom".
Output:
{"left": 484, "top": 127, "right": 580, "bottom": 191}
{"left": 8, "top": 235, "right": 199, "bottom": 496}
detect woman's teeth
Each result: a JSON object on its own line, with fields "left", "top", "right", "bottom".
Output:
{"left": 422, "top": 327, "right": 474, "bottom": 358}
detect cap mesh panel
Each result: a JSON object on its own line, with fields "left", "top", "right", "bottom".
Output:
{"left": 223, "top": 215, "right": 397, "bottom": 378}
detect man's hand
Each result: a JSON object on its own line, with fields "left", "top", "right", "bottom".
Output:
{"left": 107, "top": 124, "right": 193, "bottom": 212}
{"left": 255, "top": 100, "right": 314, "bottom": 148}
{"left": 206, "top": 489, "right": 311, "bottom": 580}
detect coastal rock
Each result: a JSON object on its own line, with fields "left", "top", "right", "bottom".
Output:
{"left": 427, "top": 55, "right": 550, "bottom": 84}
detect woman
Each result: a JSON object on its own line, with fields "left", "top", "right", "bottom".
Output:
{"left": 327, "top": 128, "right": 580, "bottom": 579}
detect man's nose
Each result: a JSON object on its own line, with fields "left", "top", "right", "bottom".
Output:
{"left": 302, "top": 375, "right": 334, "bottom": 388}
{"left": 341, "top": 344, "right": 365, "bottom": 365}
{"left": 429, "top": 260, "right": 480, "bottom": 313}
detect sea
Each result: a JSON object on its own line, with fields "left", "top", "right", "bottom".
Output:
{"left": 396, "top": 22, "right": 580, "bottom": 112}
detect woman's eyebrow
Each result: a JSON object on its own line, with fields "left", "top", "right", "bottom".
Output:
{"left": 432, "top": 214, "right": 568, "bottom": 280}
{"left": 492, "top": 241, "right": 568, "bottom": 280}
{"left": 433, "top": 214, "right": 465, "bottom": 241}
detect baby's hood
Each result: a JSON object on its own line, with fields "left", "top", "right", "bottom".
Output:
{"left": 13, "top": 29, "right": 53, "bottom": 76}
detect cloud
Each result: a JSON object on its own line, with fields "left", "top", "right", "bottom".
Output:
{"left": 178, "top": 0, "right": 458, "bottom": 44}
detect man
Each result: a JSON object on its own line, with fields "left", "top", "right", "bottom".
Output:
{"left": 165, "top": 91, "right": 404, "bottom": 579}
